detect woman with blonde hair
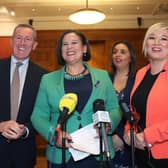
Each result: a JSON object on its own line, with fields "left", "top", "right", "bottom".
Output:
{"left": 124, "top": 22, "right": 168, "bottom": 167}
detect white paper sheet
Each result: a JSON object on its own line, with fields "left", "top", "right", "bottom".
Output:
{"left": 69, "top": 123, "right": 100, "bottom": 161}
{"left": 69, "top": 147, "right": 90, "bottom": 161}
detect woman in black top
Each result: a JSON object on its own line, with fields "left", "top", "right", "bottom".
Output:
{"left": 109, "top": 40, "right": 136, "bottom": 167}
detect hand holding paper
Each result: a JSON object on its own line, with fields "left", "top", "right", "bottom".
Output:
{"left": 69, "top": 123, "right": 100, "bottom": 161}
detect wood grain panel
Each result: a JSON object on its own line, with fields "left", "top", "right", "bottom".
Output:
{"left": 88, "top": 40, "right": 106, "bottom": 70}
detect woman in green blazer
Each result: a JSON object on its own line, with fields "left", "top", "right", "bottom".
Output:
{"left": 31, "top": 30, "right": 121, "bottom": 168}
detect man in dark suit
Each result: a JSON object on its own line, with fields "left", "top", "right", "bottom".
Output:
{"left": 0, "top": 24, "right": 48, "bottom": 168}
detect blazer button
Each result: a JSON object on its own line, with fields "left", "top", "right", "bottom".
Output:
{"left": 77, "top": 116, "right": 81, "bottom": 120}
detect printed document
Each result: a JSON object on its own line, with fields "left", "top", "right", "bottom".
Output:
{"left": 69, "top": 123, "right": 100, "bottom": 161}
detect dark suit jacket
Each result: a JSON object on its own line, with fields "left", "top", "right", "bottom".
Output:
{"left": 0, "top": 57, "right": 48, "bottom": 167}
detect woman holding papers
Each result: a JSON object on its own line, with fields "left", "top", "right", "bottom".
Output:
{"left": 31, "top": 30, "right": 121, "bottom": 168}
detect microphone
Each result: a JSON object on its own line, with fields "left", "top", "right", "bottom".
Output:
{"left": 119, "top": 101, "right": 135, "bottom": 125}
{"left": 119, "top": 101, "right": 137, "bottom": 168}
{"left": 92, "top": 99, "right": 111, "bottom": 160}
{"left": 58, "top": 93, "right": 78, "bottom": 127}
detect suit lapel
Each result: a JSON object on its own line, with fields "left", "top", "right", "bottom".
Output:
{"left": 0, "top": 57, "right": 11, "bottom": 120}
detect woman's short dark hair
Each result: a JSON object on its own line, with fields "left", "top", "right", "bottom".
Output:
{"left": 111, "top": 40, "right": 136, "bottom": 76}
{"left": 56, "top": 30, "right": 91, "bottom": 65}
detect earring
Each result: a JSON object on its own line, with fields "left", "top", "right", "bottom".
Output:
{"left": 83, "top": 53, "right": 86, "bottom": 57}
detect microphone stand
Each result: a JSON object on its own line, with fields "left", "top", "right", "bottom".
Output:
{"left": 99, "top": 123, "right": 111, "bottom": 168}
{"left": 61, "top": 121, "right": 67, "bottom": 168}
{"left": 93, "top": 99, "right": 112, "bottom": 168}
{"left": 129, "top": 115, "right": 136, "bottom": 168}
{"left": 99, "top": 123, "right": 104, "bottom": 168}
{"left": 119, "top": 101, "right": 136, "bottom": 168}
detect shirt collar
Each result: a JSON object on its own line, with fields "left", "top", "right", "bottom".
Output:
{"left": 11, "top": 55, "right": 29, "bottom": 65}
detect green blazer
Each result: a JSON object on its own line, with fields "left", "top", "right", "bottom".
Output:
{"left": 31, "top": 64, "right": 121, "bottom": 164}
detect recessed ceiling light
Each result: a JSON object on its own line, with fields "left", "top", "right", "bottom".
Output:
{"left": 32, "top": 8, "right": 36, "bottom": 12}
{"left": 136, "top": 6, "right": 140, "bottom": 10}
{"left": 10, "top": 10, "right": 15, "bottom": 16}
{"left": 0, "top": 6, "right": 9, "bottom": 15}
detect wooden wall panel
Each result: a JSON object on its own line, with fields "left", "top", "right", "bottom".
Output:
{"left": 30, "top": 29, "right": 148, "bottom": 73}
{"left": 0, "top": 29, "right": 148, "bottom": 72}
{"left": 88, "top": 40, "right": 106, "bottom": 70}
{"left": 30, "top": 47, "right": 58, "bottom": 72}
{"left": 0, "top": 37, "right": 12, "bottom": 58}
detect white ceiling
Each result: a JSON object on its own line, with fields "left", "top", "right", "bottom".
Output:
{"left": 0, "top": 0, "right": 168, "bottom": 30}
{"left": 1, "top": 0, "right": 168, "bottom": 17}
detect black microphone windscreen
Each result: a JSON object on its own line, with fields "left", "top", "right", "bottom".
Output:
{"left": 119, "top": 101, "right": 130, "bottom": 113}
{"left": 93, "top": 99, "right": 105, "bottom": 113}
{"left": 119, "top": 101, "right": 134, "bottom": 123}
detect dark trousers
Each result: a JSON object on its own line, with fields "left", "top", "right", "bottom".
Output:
{"left": 48, "top": 156, "right": 114, "bottom": 168}
{"left": 0, "top": 139, "right": 35, "bottom": 168}
{"left": 135, "top": 149, "right": 168, "bottom": 168}
{"left": 0, "top": 155, "right": 35, "bottom": 168}
{"left": 0, "top": 152, "right": 35, "bottom": 168}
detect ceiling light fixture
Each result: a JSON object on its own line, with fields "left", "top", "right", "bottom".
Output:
{"left": 69, "top": 0, "right": 106, "bottom": 25}
{"left": 10, "top": 10, "right": 15, "bottom": 16}
{"left": 0, "top": 6, "right": 15, "bottom": 16}
{"left": 0, "top": 6, "right": 9, "bottom": 15}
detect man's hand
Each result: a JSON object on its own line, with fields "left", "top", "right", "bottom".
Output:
{"left": 0, "top": 120, "right": 25, "bottom": 140}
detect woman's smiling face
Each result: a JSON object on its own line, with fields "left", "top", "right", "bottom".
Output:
{"left": 146, "top": 28, "right": 168, "bottom": 61}
{"left": 62, "top": 32, "right": 86, "bottom": 65}
{"left": 112, "top": 43, "right": 131, "bottom": 70}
